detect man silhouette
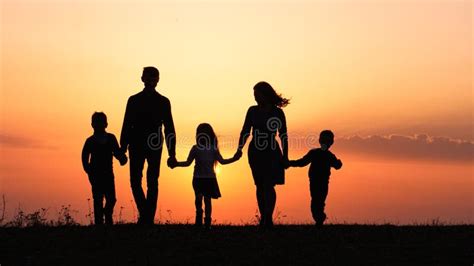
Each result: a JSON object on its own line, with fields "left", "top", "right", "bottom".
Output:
{"left": 120, "top": 66, "right": 177, "bottom": 225}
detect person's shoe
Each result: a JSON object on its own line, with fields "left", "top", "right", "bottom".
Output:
{"left": 94, "top": 217, "right": 104, "bottom": 226}
{"left": 315, "top": 214, "right": 326, "bottom": 227}
{"left": 105, "top": 215, "right": 113, "bottom": 226}
{"left": 195, "top": 212, "right": 203, "bottom": 227}
{"left": 265, "top": 218, "right": 274, "bottom": 229}
{"left": 204, "top": 217, "right": 211, "bottom": 230}
{"left": 258, "top": 216, "right": 266, "bottom": 228}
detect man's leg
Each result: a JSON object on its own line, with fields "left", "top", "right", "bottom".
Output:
{"left": 129, "top": 150, "right": 147, "bottom": 223}
{"left": 145, "top": 150, "right": 162, "bottom": 224}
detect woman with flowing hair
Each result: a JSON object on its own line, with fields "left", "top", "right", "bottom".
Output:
{"left": 237, "top": 81, "right": 290, "bottom": 229}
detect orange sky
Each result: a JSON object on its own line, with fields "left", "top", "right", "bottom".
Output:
{"left": 0, "top": 0, "right": 472, "bottom": 224}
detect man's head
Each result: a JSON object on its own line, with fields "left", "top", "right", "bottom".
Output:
{"left": 91, "top": 112, "right": 108, "bottom": 132}
{"left": 319, "top": 130, "right": 334, "bottom": 150}
{"left": 141, "top": 66, "right": 159, "bottom": 88}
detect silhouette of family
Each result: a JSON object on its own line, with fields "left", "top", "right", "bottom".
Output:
{"left": 81, "top": 66, "right": 342, "bottom": 229}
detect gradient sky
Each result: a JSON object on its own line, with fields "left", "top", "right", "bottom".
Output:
{"left": 1, "top": 0, "right": 472, "bottom": 224}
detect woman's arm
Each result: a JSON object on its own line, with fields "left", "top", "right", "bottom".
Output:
{"left": 278, "top": 109, "right": 289, "bottom": 161}
{"left": 238, "top": 107, "right": 253, "bottom": 151}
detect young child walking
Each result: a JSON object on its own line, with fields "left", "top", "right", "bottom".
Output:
{"left": 169, "top": 123, "right": 242, "bottom": 229}
{"left": 288, "top": 130, "right": 342, "bottom": 226}
{"left": 82, "top": 112, "right": 128, "bottom": 225}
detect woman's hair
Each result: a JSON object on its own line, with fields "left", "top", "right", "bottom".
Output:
{"left": 254, "top": 81, "right": 290, "bottom": 108}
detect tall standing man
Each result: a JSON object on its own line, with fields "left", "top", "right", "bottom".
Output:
{"left": 121, "top": 66, "right": 177, "bottom": 225}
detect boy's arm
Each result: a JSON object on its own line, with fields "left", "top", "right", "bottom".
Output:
{"left": 331, "top": 153, "right": 343, "bottom": 170}
{"left": 111, "top": 134, "right": 128, "bottom": 165}
{"left": 289, "top": 151, "right": 312, "bottom": 167}
{"left": 216, "top": 150, "right": 241, "bottom": 165}
{"left": 174, "top": 147, "right": 196, "bottom": 168}
{"left": 81, "top": 140, "right": 91, "bottom": 174}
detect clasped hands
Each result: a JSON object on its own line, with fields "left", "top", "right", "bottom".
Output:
{"left": 167, "top": 149, "right": 243, "bottom": 169}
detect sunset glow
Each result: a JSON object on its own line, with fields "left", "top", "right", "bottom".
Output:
{"left": 0, "top": 0, "right": 472, "bottom": 225}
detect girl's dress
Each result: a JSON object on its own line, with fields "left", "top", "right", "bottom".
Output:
{"left": 188, "top": 145, "right": 222, "bottom": 199}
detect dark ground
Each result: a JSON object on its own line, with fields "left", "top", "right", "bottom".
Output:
{"left": 1, "top": 224, "right": 472, "bottom": 266}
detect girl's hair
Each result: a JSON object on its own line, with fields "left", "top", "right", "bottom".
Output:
{"left": 196, "top": 123, "right": 219, "bottom": 150}
{"left": 254, "top": 81, "right": 290, "bottom": 108}
{"left": 196, "top": 123, "right": 220, "bottom": 166}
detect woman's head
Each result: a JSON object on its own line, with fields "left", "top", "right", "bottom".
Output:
{"left": 253, "top": 81, "right": 290, "bottom": 108}
{"left": 196, "top": 123, "right": 218, "bottom": 150}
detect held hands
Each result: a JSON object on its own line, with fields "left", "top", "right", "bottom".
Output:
{"left": 118, "top": 154, "right": 128, "bottom": 166}
{"left": 167, "top": 156, "right": 177, "bottom": 169}
{"left": 283, "top": 157, "right": 290, "bottom": 169}
{"left": 118, "top": 146, "right": 128, "bottom": 166}
{"left": 233, "top": 149, "right": 243, "bottom": 161}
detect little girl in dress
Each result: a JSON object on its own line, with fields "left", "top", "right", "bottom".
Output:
{"left": 170, "top": 123, "right": 242, "bottom": 229}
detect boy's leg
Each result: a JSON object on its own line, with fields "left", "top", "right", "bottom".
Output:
{"left": 129, "top": 150, "right": 147, "bottom": 223}
{"left": 104, "top": 177, "right": 117, "bottom": 225}
{"left": 310, "top": 180, "right": 329, "bottom": 225}
{"left": 91, "top": 181, "right": 105, "bottom": 225}
{"left": 204, "top": 196, "right": 212, "bottom": 229}
{"left": 145, "top": 150, "right": 162, "bottom": 224}
{"left": 195, "top": 193, "right": 203, "bottom": 226}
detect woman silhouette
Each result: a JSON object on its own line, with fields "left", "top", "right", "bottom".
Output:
{"left": 237, "top": 81, "right": 289, "bottom": 228}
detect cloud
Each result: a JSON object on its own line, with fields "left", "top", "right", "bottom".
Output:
{"left": 0, "top": 134, "right": 56, "bottom": 150}
{"left": 334, "top": 134, "right": 473, "bottom": 162}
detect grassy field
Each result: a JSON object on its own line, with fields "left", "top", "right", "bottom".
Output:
{"left": 1, "top": 224, "right": 472, "bottom": 266}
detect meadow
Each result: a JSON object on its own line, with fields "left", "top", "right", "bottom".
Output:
{"left": 1, "top": 208, "right": 472, "bottom": 266}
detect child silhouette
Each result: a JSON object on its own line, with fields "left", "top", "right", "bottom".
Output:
{"left": 169, "top": 123, "right": 242, "bottom": 229}
{"left": 288, "top": 130, "right": 342, "bottom": 226}
{"left": 81, "top": 112, "right": 127, "bottom": 225}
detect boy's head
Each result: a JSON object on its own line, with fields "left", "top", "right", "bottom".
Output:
{"left": 141, "top": 66, "right": 159, "bottom": 88}
{"left": 319, "top": 130, "right": 334, "bottom": 150}
{"left": 91, "top": 112, "right": 108, "bottom": 132}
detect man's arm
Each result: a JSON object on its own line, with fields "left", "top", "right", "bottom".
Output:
{"left": 120, "top": 97, "right": 133, "bottom": 152}
{"left": 111, "top": 134, "right": 128, "bottom": 165}
{"left": 163, "top": 99, "right": 176, "bottom": 158}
